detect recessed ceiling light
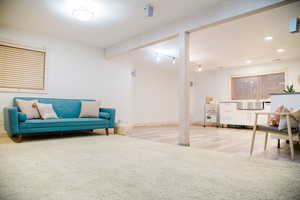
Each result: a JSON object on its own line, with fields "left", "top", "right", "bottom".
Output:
{"left": 245, "top": 60, "right": 252, "bottom": 64}
{"left": 72, "top": 8, "right": 94, "bottom": 21}
{"left": 277, "top": 49, "right": 286, "bottom": 53}
{"left": 264, "top": 36, "right": 273, "bottom": 41}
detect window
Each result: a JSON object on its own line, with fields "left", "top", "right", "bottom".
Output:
{"left": 231, "top": 72, "right": 285, "bottom": 100}
{"left": 0, "top": 43, "right": 46, "bottom": 92}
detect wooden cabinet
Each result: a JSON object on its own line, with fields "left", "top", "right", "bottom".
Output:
{"left": 219, "top": 102, "right": 270, "bottom": 126}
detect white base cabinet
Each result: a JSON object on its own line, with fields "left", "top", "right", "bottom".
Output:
{"left": 219, "top": 102, "right": 270, "bottom": 126}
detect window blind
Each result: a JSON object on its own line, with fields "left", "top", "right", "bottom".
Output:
{"left": 0, "top": 44, "right": 45, "bottom": 90}
{"left": 231, "top": 72, "right": 285, "bottom": 100}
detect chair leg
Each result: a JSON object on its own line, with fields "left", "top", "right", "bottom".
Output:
{"left": 250, "top": 127, "right": 257, "bottom": 156}
{"left": 288, "top": 134, "right": 295, "bottom": 161}
{"left": 287, "top": 115, "right": 295, "bottom": 160}
{"left": 264, "top": 132, "right": 268, "bottom": 151}
{"left": 105, "top": 128, "right": 109, "bottom": 136}
{"left": 277, "top": 139, "right": 280, "bottom": 149}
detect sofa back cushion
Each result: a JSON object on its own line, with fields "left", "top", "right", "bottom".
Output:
{"left": 13, "top": 97, "right": 95, "bottom": 119}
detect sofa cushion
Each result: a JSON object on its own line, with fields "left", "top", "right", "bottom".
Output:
{"left": 20, "top": 118, "right": 109, "bottom": 129}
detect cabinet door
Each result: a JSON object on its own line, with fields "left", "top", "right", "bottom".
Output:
{"left": 248, "top": 111, "right": 256, "bottom": 126}
{"left": 219, "top": 103, "right": 237, "bottom": 124}
{"left": 236, "top": 110, "right": 249, "bottom": 125}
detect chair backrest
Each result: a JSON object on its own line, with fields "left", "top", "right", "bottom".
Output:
{"left": 13, "top": 97, "right": 94, "bottom": 118}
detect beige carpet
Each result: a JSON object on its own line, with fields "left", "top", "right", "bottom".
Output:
{"left": 0, "top": 134, "right": 300, "bottom": 200}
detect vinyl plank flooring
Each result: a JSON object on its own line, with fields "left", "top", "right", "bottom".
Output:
{"left": 128, "top": 126, "right": 300, "bottom": 163}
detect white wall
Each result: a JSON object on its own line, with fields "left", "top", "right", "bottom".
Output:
{"left": 192, "top": 59, "right": 300, "bottom": 122}
{"left": 0, "top": 26, "right": 135, "bottom": 132}
{"left": 5, "top": 27, "right": 299, "bottom": 130}
{"left": 131, "top": 62, "right": 178, "bottom": 124}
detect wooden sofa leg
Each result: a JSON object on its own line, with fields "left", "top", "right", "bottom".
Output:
{"left": 10, "top": 134, "right": 23, "bottom": 143}
{"left": 277, "top": 139, "right": 280, "bottom": 149}
{"left": 105, "top": 128, "right": 109, "bottom": 136}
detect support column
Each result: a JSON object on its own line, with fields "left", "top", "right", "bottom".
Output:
{"left": 178, "top": 31, "right": 190, "bottom": 146}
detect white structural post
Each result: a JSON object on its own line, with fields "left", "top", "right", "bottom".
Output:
{"left": 178, "top": 31, "right": 190, "bottom": 146}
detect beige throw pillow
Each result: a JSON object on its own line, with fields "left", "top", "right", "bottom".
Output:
{"left": 278, "top": 107, "right": 299, "bottom": 131}
{"left": 79, "top": 101, "right": 101, "bottom": 118}
{"left": 16, "top": 99, "right": 40, "bottom": 119}
{"left": 291, "top": 109, "right": 300, "bottom": 121}
{"left": 35, "top": 103, "right": 58, "bottom": 120}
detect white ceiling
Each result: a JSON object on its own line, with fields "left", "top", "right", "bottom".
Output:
{"left": 190, "top": 1, "right": 300, "bottom": 70}
{"left": 0, "top": 0, "right": 222, "bottom": 48}
{"left": 128, "top": 39, "right": 179, "bottom": 71}
{"left": 134, "top": 1, "right": 300, "bottom": 71}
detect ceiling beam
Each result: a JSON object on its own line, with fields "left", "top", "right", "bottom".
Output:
{"left": 104, "top": 0, "right": 294, "bottom": 59}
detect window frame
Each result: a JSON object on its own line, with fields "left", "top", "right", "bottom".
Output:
{"left": 0, "top": 40, "right": 48, "bottom": 94}
{"left": 230, "top": 71, "right": 287, "bottom": 101}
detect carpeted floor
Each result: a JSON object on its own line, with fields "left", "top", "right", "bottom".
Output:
{"left": 0, "top": 134, "right": 300, "bottom": 200}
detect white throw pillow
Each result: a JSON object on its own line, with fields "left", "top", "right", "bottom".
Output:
{"left": 278, "top": 107, "right": 299, "bottom": 131}
{"left": 35, "top": 103, "right": 58, "bottom": 120}
{"left": 16, "top": 99, "right": 40, "bottom": 119}
{"left": 79, "top": 101, "right": 101, "bottom": 118}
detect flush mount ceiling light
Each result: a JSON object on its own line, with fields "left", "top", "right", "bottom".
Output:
{"left": 277, "top": 48, "right": 286, "bottom": 53}
{"left": 264, "top": 36, "right": 273, "bottom": 41}
{"left": 72, "top": 8, "right": 94, "bottom": 21}
{"left": 245, "top": 60, "right": 252, "bottom": 64}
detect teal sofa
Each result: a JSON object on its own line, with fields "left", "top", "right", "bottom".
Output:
{"left": 3, "top": 97, "right": 116, "bottom": 142}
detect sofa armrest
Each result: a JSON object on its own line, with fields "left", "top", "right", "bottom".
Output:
{"left": 100, "top": 108, "right": 116, "bottom": 128}
{"left": 3, "top": 107, "right": 19, "bottom": 134}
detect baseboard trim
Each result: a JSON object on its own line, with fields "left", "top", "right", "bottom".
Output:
{"left": 133, "top": 121, "right": 218, "bottom": 127}
{"left": 115, "top": 124, "right": 134, "bottom": 135}
{"left": 134, "top": 121, "right": 218, "bottom": 127}
{"left": 191, "top": 122, "right": 219, "bottom": 127}
{"left": 134, "top": 121, "right": 179, "bottom": 127}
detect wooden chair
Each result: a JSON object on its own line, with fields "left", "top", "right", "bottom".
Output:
{"left": 250, "top": 112, "right": 300, "bottom": 160}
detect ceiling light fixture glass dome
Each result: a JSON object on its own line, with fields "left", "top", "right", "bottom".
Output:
{"left": 277, "top": 48, "right": 286, "bottom": 53}
{"left": 72, "top": 8, "right": 94, "bottom": 21}
{"left": 264, "top": 36, "right": 273, "bottom": 41}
